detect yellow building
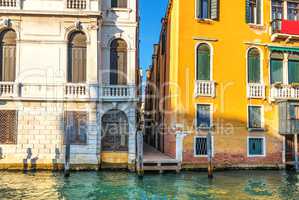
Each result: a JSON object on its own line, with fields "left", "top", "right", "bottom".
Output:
{"left": 145, "top": 0, "right": 299, "bottom": 169}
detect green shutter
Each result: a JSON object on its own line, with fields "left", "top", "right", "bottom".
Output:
{"left": 270, "top": 59, "right": 283, "bottom": 84}
{"left": 197, "top": 0, "right": 202, "bottom": 18}
{"left": 197, "top": 45, "right": 211, "bottom": 81}
{"left": 211, "top": 0, "right": 219, "bottom": 20}
{"left": 288, "top": 60, "right": 299, "bottom": 84}
{"left": 256, "top": 0, "right": 262, "bottom": 24}
{"left": 245, "top": 0, "right": 251, "bottom": 23}
{"left": 248, "top": 50, "right": 261, "bottom": 83}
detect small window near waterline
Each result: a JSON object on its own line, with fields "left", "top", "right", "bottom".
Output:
{"left": 195, "top": 137, "right": 208, "bottom": 156}
{"left": 248, "top": 137, "right": 265, "bottom": 156}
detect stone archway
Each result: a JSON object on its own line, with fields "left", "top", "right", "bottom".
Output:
{"left": 101, "top": 109, "right": 128, "bottom": 151}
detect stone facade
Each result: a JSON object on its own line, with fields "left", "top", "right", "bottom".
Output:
{"left": 0, "top": 0, "right": 139, "bottom": 170}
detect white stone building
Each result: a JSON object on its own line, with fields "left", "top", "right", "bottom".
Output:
{"left": 0, "top": 0, "right": 140, "bottom": 170}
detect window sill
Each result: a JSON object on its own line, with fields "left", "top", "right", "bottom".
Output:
{"left": 109, "top": 8, "right": 132, "bottom": 12}
{"left": 248, "top": 154, "right": 266, "bottom": 158}
{"left": 196, "top": 127, "right": 212, "bottom": 131}
{"left": 248, "top": 128, "right": 265, "bottom": 132}
{"left": 247, "top": 23, "right": 265, "bottom": 30}
{"left": 196, "top": 18, "right": 215, "bottom": 24}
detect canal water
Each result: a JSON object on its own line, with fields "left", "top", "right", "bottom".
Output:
{"left": 0, "top": 170, "right": 298, "bottom": 200}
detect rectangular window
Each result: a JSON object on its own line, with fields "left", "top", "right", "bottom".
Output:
{"left": 288, "top": 2, "right": 299, "bottom": 21}
{"left": 272, "top": 0, "right": 283, "bottom": 20}
{"left": 196, "top": 0, "right": 219, "bottom": 20}
{"left": 246, "top": 0, "right": 262, "bottom": 25}
{"left": 197, "top": 104, "right": 211, "bottom": 129}
{"left": 248, "top": 137, "right": 265, "bottom": 156}
{"left": 248, "top": 106, "right": 262, "bottom": 129}
{"left": 195, "top": 137, "right": 207, "bottom": 156}
{"left": 65, "top": 111, "right": 88, "bottom": 145}
{"left": 0, "top": 110, "right": 17, "bottom": 144}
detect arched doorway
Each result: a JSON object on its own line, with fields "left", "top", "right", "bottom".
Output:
{"left": 101, "top": 109, "right": 128, "bottom": 151}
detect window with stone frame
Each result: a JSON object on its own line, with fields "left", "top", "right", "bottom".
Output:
{"left": 248, "top": 106, "right": 262, "bottom": 129}
{"left": 65, "top": 111, "right": 88, "bottom": 145}
{"left": 246, "top": 0, "right": 262, "bottom": 25}
{"left": 0, "top": 110, "right": 17, "bottom": 144}
{"left": 248, "top": 137, "right": 265, "bottom": 156}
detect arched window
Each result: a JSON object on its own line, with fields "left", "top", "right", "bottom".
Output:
{"left": 111, "top": 0, "right": 127, "bottom": 8}
{"left": 110, "top": 39, "right": 127, "bottom": 85}
{"left": 0, "top": 29, "right": 16, "bottom": 82}
{"left": 270, "top": 51, "right": 283, "bottom": 84}
{"left": 67, "top": 31, "right": 87, "bottom": 83}
{"left": 288, "top": 53, "right": 299, "bottom": 84}
{"left": 196, "top": 44, "right": 211, "bottom": 81}
{"left": 247, "top": 48, "right": 261, "bottom": 83}
{"left": 101, "top": 109, "right": 128, "bottom": 151}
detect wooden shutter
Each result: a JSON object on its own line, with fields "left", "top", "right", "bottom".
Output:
{"left": 245, "top": 0, "right": 251, "bottom": 23}
{"left": 110, "top": 39, "right": 127, "bottom": 85}
{"left": 0, "top": 30, "right": 16, "bottom": 82}
{"left": 65, "top": 111, "right": 87, "bottom": 145}
{"left": 211, "top": 0, "right": 219, "bottom": 20}
{"left": 110, "top": 48, "right": 118, "bottom": 85}
{"left": 68, "top": 31, "right": 87, "bottom": 83}
{"left": 0, "top": 110, "right": 17, "bottom": 144}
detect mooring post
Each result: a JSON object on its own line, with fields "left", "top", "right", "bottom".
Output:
{"left": 137, "top": 131, "right": 144, "bottom": 177}
{"left": 295, "top": 134, "right": 299, "bottom": 172}
{"left": 207, "top": 130, "right": 213, "bottom": 179}
{"left": 64, "top": 114, "right": 72, "bottom": 177}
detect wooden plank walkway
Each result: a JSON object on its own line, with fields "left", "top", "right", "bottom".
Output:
{"left": 143, "top": 144, "right": 181, "bottom": 173}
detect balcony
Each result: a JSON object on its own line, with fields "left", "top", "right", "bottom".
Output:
{"left": 271, "top": 19, "right": 299, "bottom": 42}
{"left": 247, "top": 83, "right": 265, "bottom": 99}
{"left": 195, "top": 81, "right": 215, "bottom": 98}
{"left": 0, "top": 0, "right": 20, "bottom": 9}
{"left": 99, "top": 85, "right": 136, "bottom": 101}
{"left": 270, "top": 85, "right": 299, "bottom": 100}
{"left": 0, "top": 0, "right": 101, "bottom": 13}
{"left": 66, "top": 0, "right": 88, "bottom": 10}
{"left": 0, "top": 82, "right": 18, "bottom": 98}
{"left": 0, "top": 82, "right": 137, "bottom": 102}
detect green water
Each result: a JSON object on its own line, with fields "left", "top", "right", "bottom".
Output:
{"left": 0, "top": 170, "right": 299, "bottom": 200}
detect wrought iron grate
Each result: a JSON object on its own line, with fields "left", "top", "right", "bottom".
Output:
{"left": 0, "top": 110, "right": 17, "bottom": 144}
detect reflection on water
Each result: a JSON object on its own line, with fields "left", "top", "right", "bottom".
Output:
{"left": 0, "top": 171, "right": 299, "bottom": 200}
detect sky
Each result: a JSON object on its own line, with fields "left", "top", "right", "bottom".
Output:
{"left": 139, "top": 0, "right": 168, "bottom": 76}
